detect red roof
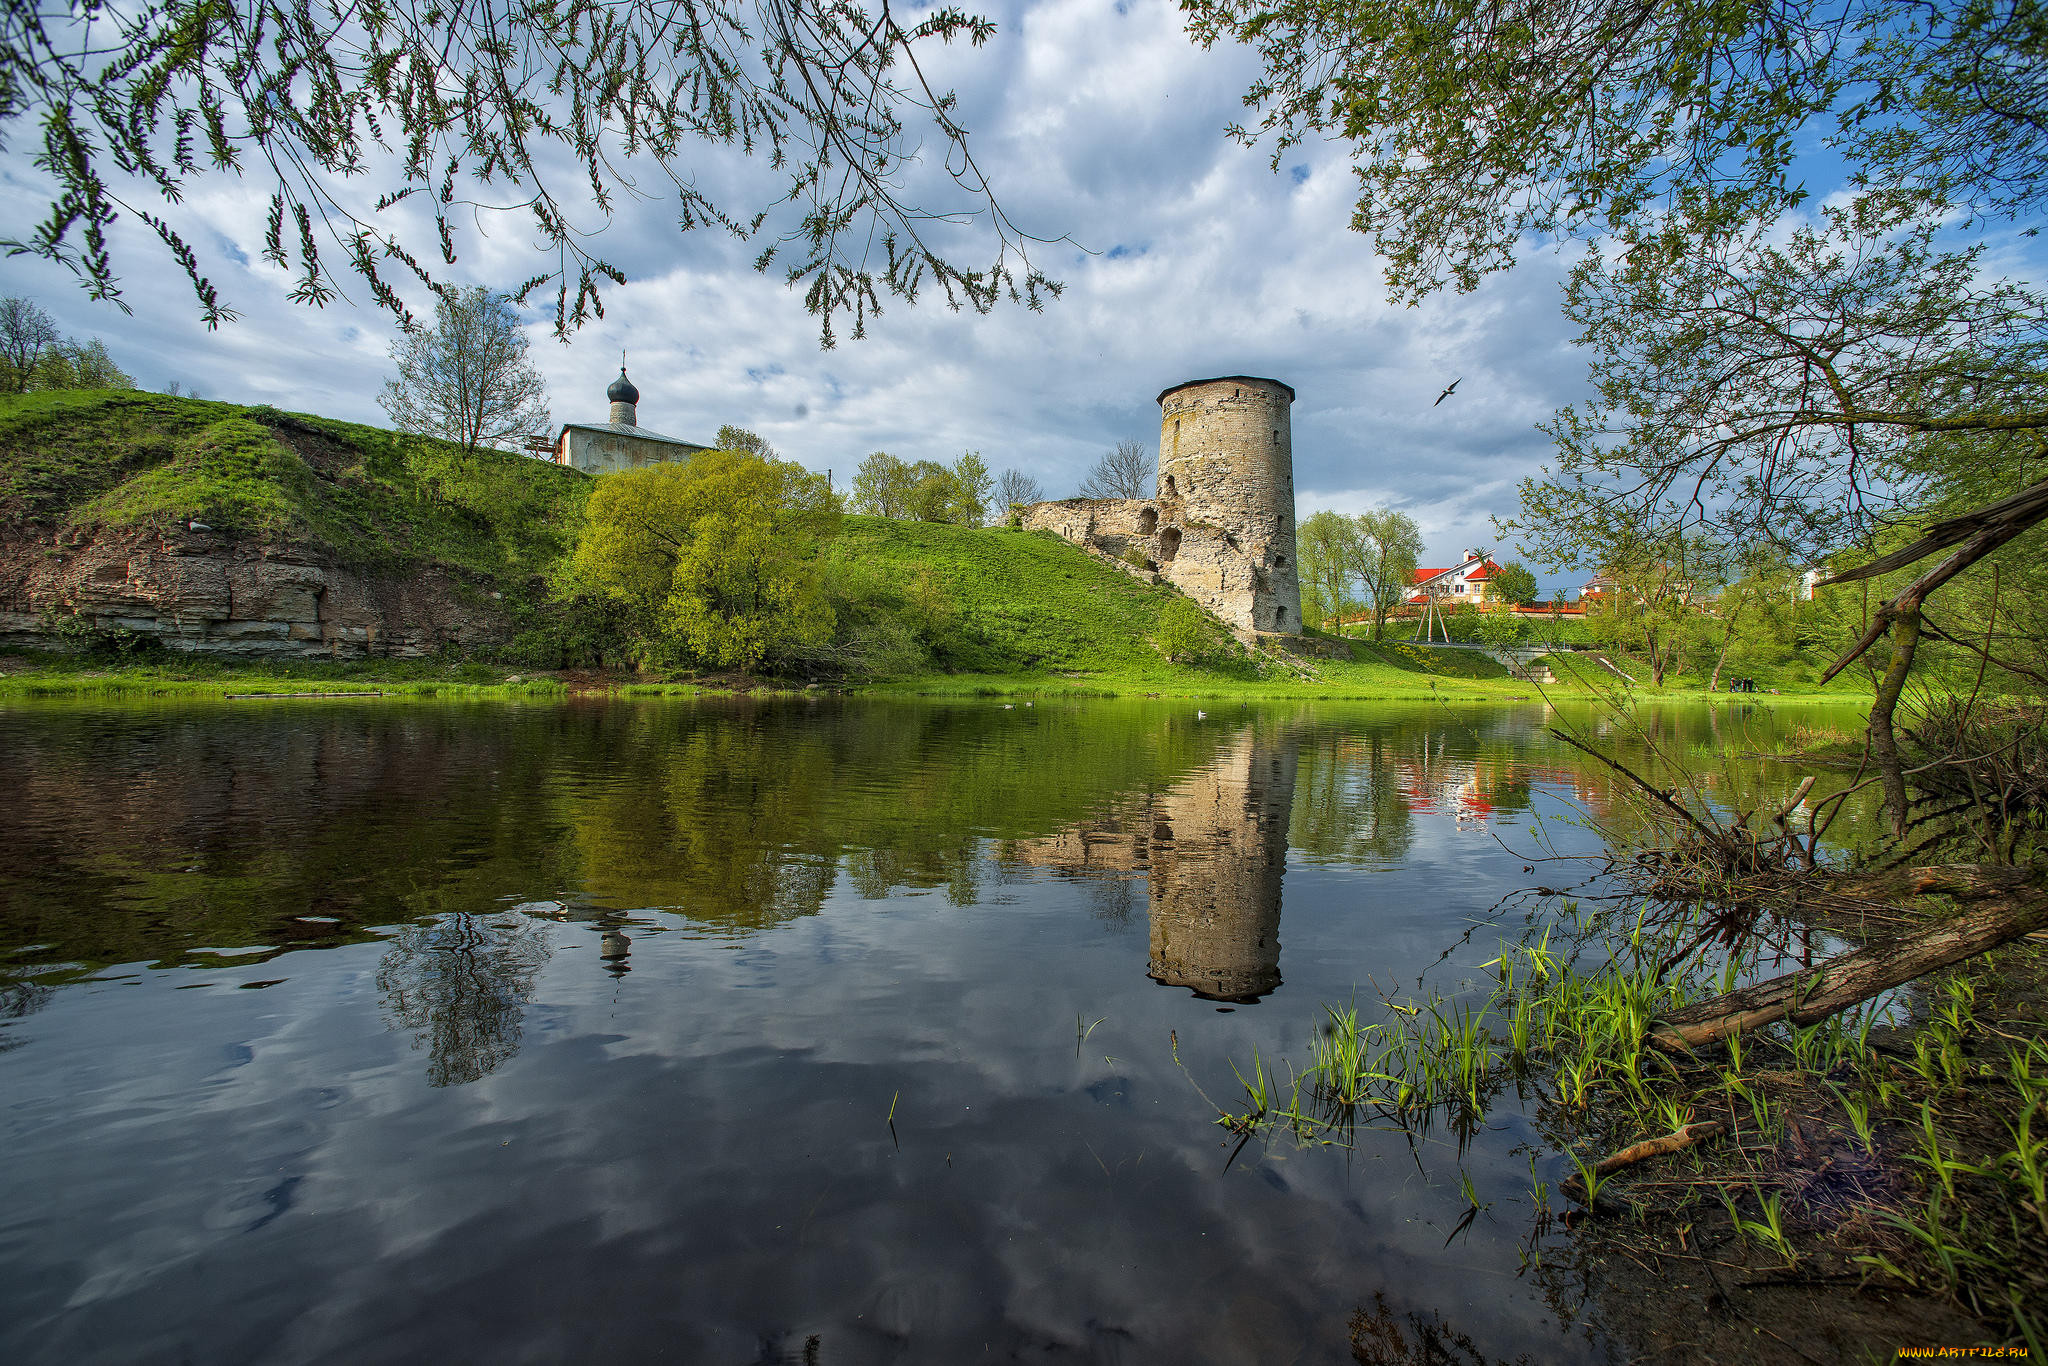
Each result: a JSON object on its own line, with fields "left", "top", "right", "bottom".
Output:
{"left": 1409, "top": 559, "right": 1501, "bottom": 586}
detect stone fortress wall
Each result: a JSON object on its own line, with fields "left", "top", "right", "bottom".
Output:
{"left": 1002, "top": 728, "right": 1298, "bottom": 1001}
{"left": 1020, "top": 376, "right": 1304, "bottom": 638}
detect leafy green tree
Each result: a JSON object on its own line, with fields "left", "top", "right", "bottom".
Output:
{"left": 4, "top": 0, "right": 1054, "bottom": 342}
{"left": 568, "top": 451, "right": 840, "bottom": 671}
{"left": 379, "top": 288, "right": 550, "bottom": 463}
{"left": 1297, "top": 510, "right": 1361, "bottom": 630}
{"left": 903, "top": 460, "right": 960, "bottom": 522}
{"left": 1491, "top": 562, "right": 1537, "bottom": 608}
{"left": 851, "top": 452, "right": 914, "bottom": 518}
{"left": 951, "top": 451, "right": 994, "bottom": 525}
{"left": 29, "top": 338, "right": 135, "bottom": 391}
{"left": 1185, "top": 0, "right": 2045, "bottom": 305}
{"left": 1350, "top": 507, "right": 1423, "bottom": 640}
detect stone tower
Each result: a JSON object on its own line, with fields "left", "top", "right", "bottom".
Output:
{"left": 1156, "top": 376, "right": 1302, "bottom": 635}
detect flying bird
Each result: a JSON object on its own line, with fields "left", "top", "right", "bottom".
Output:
{"left": 1433, "top": 377, "right": 1462, "bottom": 407}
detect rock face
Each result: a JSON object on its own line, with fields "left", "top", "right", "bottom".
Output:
{"left": 0, "top": 525, "right": 512, "bottom": 658}
{"left": 1021, "top": 375, "right": 1303, "bottom": 637}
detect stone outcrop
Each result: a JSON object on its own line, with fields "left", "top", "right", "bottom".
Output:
{"left": 0, "top": 524, "right": 512, "bottom": 658}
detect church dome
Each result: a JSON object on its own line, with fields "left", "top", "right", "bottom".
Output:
{"left": 606, "top": 367, "right": 639, "bottom": 406}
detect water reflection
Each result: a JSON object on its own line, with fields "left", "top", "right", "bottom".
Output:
{"left": 999, "top": 727, "right": 1295, "bottom": 1001}
{"left": 0, "top": 697, "right": 1887, "bottom": 1365}
{"left": 375, "top": 909, "right": 552, "bottom": 1087}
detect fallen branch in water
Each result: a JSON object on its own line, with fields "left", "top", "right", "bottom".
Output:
{"left": 1649, "top": 869, "right": 2048, "bottom": 1053}
{"left": 1562, "top": 1120, "right": 1729, "bottom": 1203}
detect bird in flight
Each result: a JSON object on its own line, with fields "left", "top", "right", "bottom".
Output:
{"left": 1434, "top": 377, "right": 1462, "bottom": 407}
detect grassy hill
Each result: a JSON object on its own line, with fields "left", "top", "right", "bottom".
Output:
{"left": 0, "top": 389, "right": 587, "bottom": 584}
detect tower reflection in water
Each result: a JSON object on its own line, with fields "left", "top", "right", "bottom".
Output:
{"left": 1004, "top": 727, "right": 1297, "bottom": 1003}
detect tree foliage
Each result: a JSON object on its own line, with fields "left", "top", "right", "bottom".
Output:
{"left": 1184, "top": 0, "right": 2047, "bottom": 302}
{"left": 1351, "top": 507, "right": 1423, "bottom": 640}
{"left": 3, "top": 0, "right": 1061, "bottom": 342}
{"left": 1296, "top": 510, "right": 1361, "bottom": 629}
{"left": 568, "top": 450, "right": 840, "bottom": 671}
{"left": 0, "top": 297, "right": 135, "bottom": 392}
{"left": 1491, "top": 561, "right": 1537, "bottom": 607}
{"left": 1078, "top": 438, "right": 1154, "bottom": 500}
{"left": 378, "top": 287, "right": 550, "bottom": 463}
{"left": 850, "top": 450, "right": 990, "bottom": 523}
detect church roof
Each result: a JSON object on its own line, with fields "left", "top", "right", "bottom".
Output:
{"left": 558, "top": 422, "right": 710, "bottom": 450}
{"left": 607, "top": 367, "right": 640, "bottom": 404}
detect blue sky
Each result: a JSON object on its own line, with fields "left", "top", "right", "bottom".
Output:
{"left": 0, "top": 0, "right": 1604, "bottom": 587}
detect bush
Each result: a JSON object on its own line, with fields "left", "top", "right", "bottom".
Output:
{"left": 1156, "top": 597, "right": 1212, "bottom": 664}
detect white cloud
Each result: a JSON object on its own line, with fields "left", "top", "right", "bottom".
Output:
{"left": 0, "top": 0, "right": 1603, "bottom": 588}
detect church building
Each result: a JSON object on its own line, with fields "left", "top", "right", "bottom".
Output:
{"left": 551, "top": 365, "right": 710, "bottom": 474}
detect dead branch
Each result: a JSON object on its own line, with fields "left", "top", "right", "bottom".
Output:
{"left": 1562, "top": 1120, "right": 1730, "bottom": 1202}
{"left": 1648, "top": 871, "right": 2048, "bottom": 1052}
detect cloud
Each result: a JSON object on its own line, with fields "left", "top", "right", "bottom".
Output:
{"left": 0, "top": 0, "right": 1602, "bottom": 587}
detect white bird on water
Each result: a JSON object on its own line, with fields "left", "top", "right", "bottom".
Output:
{"left": 1196, "top": 710, "right": 1207, "bottom": 719}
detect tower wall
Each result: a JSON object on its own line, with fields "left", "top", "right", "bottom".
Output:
{"left": 1155, "top": 377, "right": 1301, "bottom": 635}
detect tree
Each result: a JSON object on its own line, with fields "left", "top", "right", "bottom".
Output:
{"left": 568, "top": 450, "right": 840, "bottom": 671}
{"left": 996, "top": 468, "right": 1044, "bottom": 511}
{"left": 1079, "top": 439, "right": 1154, "bottom": 500}
{"left": 30, "top": 339, "right": 135, "bottom": 392}
{"left": 851, "top": 452, "right": 915, "bottom": 518}
{"left": 0, "top": 298, "right": 58, "bottom": 393}
{"left": 951, "top": 452, "right": 994, "bottom": 525}
{"left": 378, "top": 288, "right": 551, "bottom": 463}
{"left": 2, "top": 0, "right": 1056, "bottom": 342}
{"left": 1491, "top": 562, "right": 1538, "bottom": 608}
{"left": 716, "top": 427, "right": 782, "bottom": 462}
{"left": 1184, "top": 0, "right": 2046, "bottom": 305}
{"left": 1297, "top": 510, "right": 1362, "bottom": 630}
{"left": 1350, "top": 508, "right": 1423, "bottom": 640}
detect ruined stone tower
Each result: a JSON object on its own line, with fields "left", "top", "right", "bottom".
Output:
{"left": 1018, "top": 373, "right": 1305, "bottom": 638}
{"left": 1156, "top": 376, "right": 1301, "bottom": 635}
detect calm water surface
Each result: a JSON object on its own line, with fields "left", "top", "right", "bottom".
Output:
{"left": 0, "top": 697, "right": 1873, "bottom": 1364}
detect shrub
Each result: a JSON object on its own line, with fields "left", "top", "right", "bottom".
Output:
{"left": 1156, "top": 596, "right": 1212, "bottom": 664}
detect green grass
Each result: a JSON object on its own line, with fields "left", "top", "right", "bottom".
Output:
{"left": 830, "top": 519, "right": 1558, "bottom": 698}
{"left": 0, "top": 389, "right": 588, "bottom": 583}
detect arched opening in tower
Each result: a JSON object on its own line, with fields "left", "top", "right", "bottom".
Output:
{"left": 1164, "top": 474, "right": 1177, "bottom": 498}
{"left": 1159, "top": 526, "right": 1183, "bottom": 562}
{"left": 1138, "top": 507, "right": 1158, "bottom": 535}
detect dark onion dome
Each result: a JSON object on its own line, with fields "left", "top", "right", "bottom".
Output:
{"left": 607, "top": 367, "right": 639, "bottom": 405}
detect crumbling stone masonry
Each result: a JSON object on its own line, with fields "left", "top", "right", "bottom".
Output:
{"left": 1021, "top": 375, "right": 1303, "bottom": 638}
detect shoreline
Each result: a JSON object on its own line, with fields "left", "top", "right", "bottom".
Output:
{"left": 0, "top": 656, "right": 1880, "bottom": 705}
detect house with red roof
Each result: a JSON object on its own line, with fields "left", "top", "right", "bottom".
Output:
{"left": 1405, "top": 549, "right": 1505, "bottom": 607}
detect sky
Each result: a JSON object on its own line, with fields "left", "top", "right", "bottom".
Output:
{"left": 0, "top": 0, "right": 1601, "bottom": 589}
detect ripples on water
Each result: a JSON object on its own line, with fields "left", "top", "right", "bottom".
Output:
{"left": 0, "top": 697, "right": 1874, "bottom": 1364}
